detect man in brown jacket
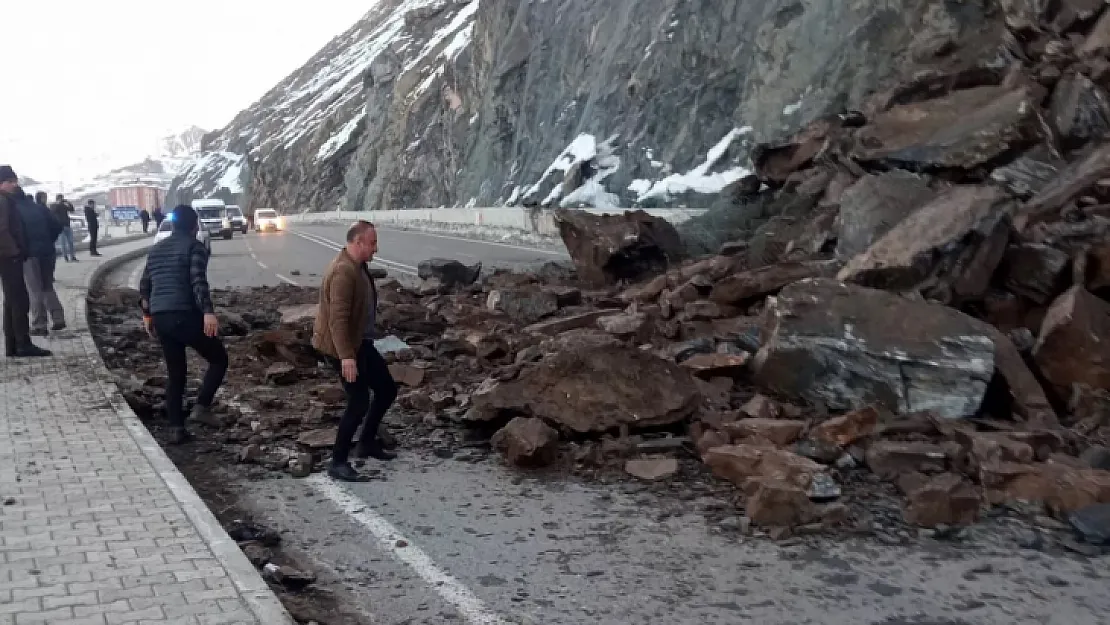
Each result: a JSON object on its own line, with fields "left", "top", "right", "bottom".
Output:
{"left": 312, "top": 220, "right": 398, "bottom": 481}
{"left": 0, "top": 165, "right": 48, "bottom": 358}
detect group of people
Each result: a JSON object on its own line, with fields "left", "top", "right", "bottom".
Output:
{"left": 138, "top": 206, "right": 396, "bottom": 480}
{"left": 0, "top": 165, "right": 101, "bottom": 358}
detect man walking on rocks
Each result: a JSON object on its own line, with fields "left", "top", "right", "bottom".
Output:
{"left": 313, "top": 220, "right": 398, "bottom": 482}
{"left": 0, "top": 166, "right": 50, "bottom": 358}
{"left": 139, "top": 205, "right": 228, "bottom": 444}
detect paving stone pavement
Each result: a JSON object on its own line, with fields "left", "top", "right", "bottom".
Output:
{"left": 1, "top": 242, "right": 290, "bottom": 625}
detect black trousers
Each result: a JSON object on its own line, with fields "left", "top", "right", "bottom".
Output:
{"left": 88, "top": 224, "right": 98, "bottom": 255}
{"left": 327, "top": 339, "right": 397, "bottom": 464}
{"left": 153, "top": 311, "right": 228, "bottom": 427}
{"left": 0, "top": 257, "right": 31, "bottom": 353}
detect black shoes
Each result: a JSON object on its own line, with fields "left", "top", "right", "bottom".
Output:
{"left": 14, "top": 342, "right": 51, "bottom": 357}
{"left": 52, "top": 321, "right": 66, "bottom": 331}
{"left": 354, "top": 441, "right": 397, "bottom": 461}
{"left": 327, "top": 462, "right": 363, "bottom": 482}
{"left": 167, "top": 426, "right": 193, "bottom": 445}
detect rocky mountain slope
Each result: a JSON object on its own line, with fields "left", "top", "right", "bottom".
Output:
{"left": 169, "top": 0, "right": 998, "bottom": 214}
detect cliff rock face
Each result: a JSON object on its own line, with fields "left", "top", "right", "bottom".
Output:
{"left": 169, "top": 0, "right": 1003, "bottom": 212}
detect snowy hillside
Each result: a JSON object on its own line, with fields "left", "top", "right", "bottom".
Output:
{"left": 26, "top": 126, "right": 206, "bottom": 203}
{"left": 166, "top": 0, "right": 479, "bottom": 208}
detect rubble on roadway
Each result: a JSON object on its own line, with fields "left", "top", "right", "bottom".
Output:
{"left": 89, "top": 4, "right": 1110, "bottom": 549}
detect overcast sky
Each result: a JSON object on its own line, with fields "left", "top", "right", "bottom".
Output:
{"left": 1, "top": 0, "right": 370, "bottom": 184}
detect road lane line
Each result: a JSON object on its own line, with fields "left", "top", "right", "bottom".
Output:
{"left": 257, "top": 261, "right": 268, "bottom": 269}
{"left": 289, "top": 230, "right": 419, "bottom": 276}
{"left": 275, "top": 274, "right": 299, "bottom": 285}
{"left": 305, "top": 475, "right": 511, "bottom": 625}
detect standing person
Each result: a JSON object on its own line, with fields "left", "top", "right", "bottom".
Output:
{"left": 152, "top": 206, "right": 164, "bottom": 229}
{"left": 50, "top": 193, "right": 76, "bottom": 262}
{"left": 84, "top": 199, "right": 101, "bottom": 256}
{"left": 19, "top": 190, "right": 66, "bottom": 335}
{"left": 139, "top": 208, "right": 151, "bottom": 233}
{"left": 312, "top": 220, "right": 398, "bottom": 482}
{"left": 0, "top": 166, "right": 50, "bottom": 357}
{"left": 138, "top": 205, "right": 227, "bottom": 444}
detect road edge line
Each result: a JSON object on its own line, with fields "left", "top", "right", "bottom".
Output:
{"left": 305, "top": 475, "right": 512, "bottom": 625}
{"left": 83, "top": 246, "right": 296, "bottom": 625}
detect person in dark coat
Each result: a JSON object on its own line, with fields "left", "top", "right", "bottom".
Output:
{"left": 50, "top": 193, "right": 76, "bottom": 262}
{"left": 139, "top": 208, "right": 151, "bottom": 233}
{"left": 84, "top": 199, "right": 101, "bottom": 256}
{"left": 20, "top": 190, "right": 66, "bottom": 334}
{"left": 0, "top": 165, "right": 50, "bottom": 358}
{"left": 139, "top": 205, "right": 227, "bottom": 444}
{"left": 152, "top": 207, "right": 164, "bottom": 229}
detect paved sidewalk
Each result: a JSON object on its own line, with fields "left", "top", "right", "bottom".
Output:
{"left": 1, "top": 242, "right": 291, "bottom": 624}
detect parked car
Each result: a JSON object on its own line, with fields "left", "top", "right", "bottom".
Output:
{"left": 154, "top": 216, "right": 211, "bottom": 255}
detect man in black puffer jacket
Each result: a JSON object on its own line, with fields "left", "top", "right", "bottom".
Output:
{"left": 139, "top": 205, "right": 228, "bottom": 444}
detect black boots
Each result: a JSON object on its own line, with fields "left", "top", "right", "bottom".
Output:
{"left": 354, "top": 440, "right": 397, "bottom": 461}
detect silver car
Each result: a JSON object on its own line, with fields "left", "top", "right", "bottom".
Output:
{"left": 154, "top": 218, "right": 211, "bottom": 255}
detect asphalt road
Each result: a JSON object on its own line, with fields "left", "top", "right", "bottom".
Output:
{"left": 110, "top": 226, "right": 1109, "bottom": 625}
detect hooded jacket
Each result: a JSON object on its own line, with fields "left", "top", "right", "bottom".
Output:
{"left": 15, "top": 189, "right": 63, "bottom": 258}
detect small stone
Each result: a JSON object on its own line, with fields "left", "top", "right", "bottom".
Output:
{"left": 396, "top": 539, "right": 409, "bottom": 548}
{"left": 289, "top": 453, "right": 314, "bottom": 478}
{"left": 239, "top": 444, "right": 262, "bottom": 464}
{"left": 806, "top": 473, "right": 842, "bottom": 502}
{"left": 624, "top": 458, "right": 679, "bottom": 481}
{"left": 2, "top": 497, "right": 15, "bottom": 505}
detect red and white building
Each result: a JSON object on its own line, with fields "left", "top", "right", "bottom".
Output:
{"left": 109, "top": 184, "right": 165, "bottom": 212}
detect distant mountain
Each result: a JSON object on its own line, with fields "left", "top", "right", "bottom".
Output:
{"left": 26, "top": 126, "right": 207, "bottom": 205}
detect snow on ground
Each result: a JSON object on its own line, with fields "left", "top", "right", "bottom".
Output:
{"left": 631, "top": 126, "right": 753, "bottom": 203}
{"left": 317, "top": 114, "right": 366, "bottom": 161}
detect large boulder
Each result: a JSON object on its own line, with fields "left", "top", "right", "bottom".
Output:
{"left": 417, "top": 258, "right": 481, "bottom": 287}
{"left": 835, "top": 170, "right": 937, "bottom": 259}
{"left": 1033, "top": 286, "right": 1110, "bottom": 398}
{"left": 849, "top": 85, "right": 1041, "bottom": 170}
{"left": 554, "top": 209, "right": 685, "bottom": 285}
{"left": 466, "top": 343, "right": 701, "bottom": 433}
{"left": 752, "top": 279, "right": 996, "bottom": 419}
{"left": 837, "top": 185, "right": 1015, "bottom": 304}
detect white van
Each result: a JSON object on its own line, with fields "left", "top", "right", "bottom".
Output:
{"left": 191, "top": 199, "right": 233, "bottom": 239}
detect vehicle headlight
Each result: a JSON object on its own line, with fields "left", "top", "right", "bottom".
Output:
{"left": 222, "top": 218, "right": 230, "bottom": 228}
{"left": 277, "top": 217, "right": 285, "bottom": 228}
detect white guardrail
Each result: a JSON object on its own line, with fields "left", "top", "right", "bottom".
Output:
{"left": 282, "top": 207, "right": 708, "bottom": 235}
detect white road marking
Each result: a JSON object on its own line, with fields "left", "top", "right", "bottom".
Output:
{"left": 305, "top": 475, "right": 511, "bottom": 625}
{"left": 275, "top": 274, "right": 299, "bottom": 285}
{"left": 290, "top": 230, "right": 419, "bottom": 276}
{"left": 377, "top": 225, "right": 566, "bottom": 256}
{"left": 257, "top": 261, "right": 268, "bottom": 269}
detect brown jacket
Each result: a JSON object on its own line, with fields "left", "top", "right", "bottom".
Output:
{"left": 312, "top": 248, "right": 376, "bottom": 360}
{"left": 0, "top": 191, "right": 26, "bottom": 260}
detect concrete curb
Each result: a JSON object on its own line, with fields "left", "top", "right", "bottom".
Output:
{"left": 74, "top": 232, "right": 151, "bottom": 253}
{"left": 82, "top": 247, "right": 296, "bottom": 625}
